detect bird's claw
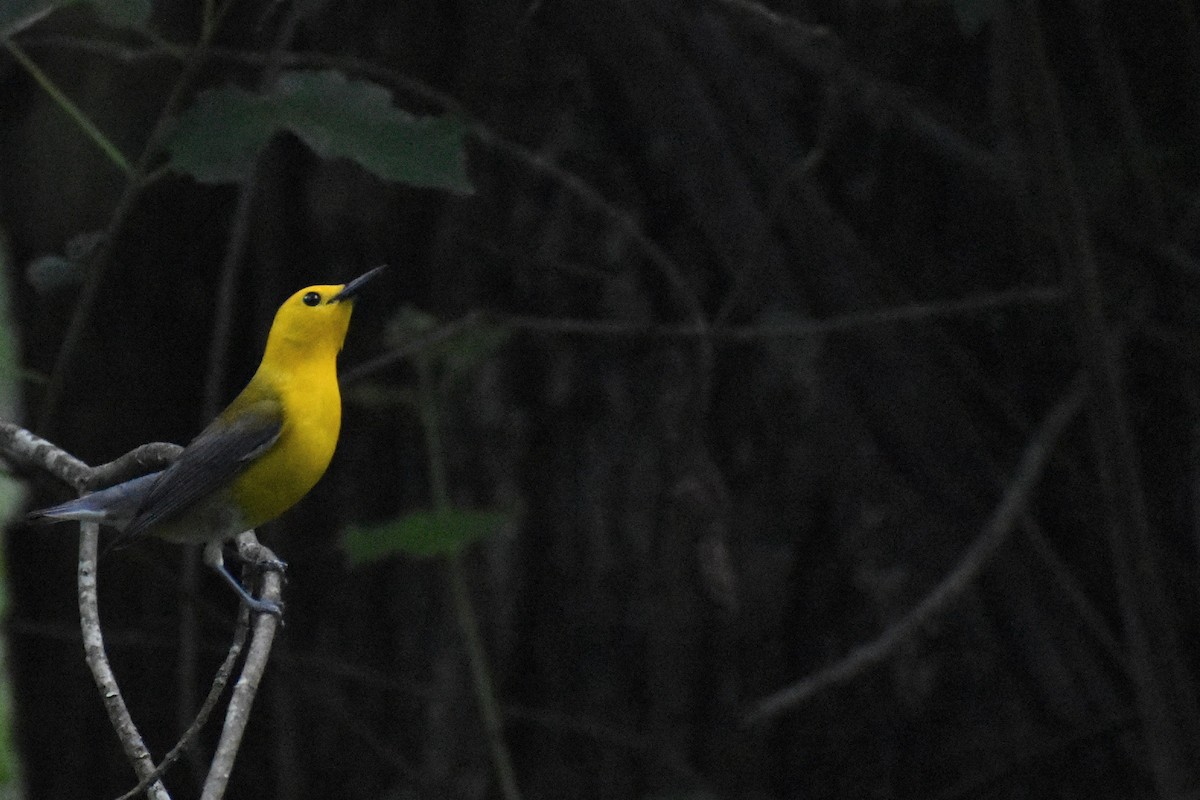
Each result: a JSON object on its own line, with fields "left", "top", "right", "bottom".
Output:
{"left": 255, "top": 556, "right": 288, "bottom": 574}
{"left": 245, "top": 595, "right": 284, "bottom": 617}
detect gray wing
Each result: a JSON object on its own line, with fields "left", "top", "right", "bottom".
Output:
{"left": 117, "top": 399, "right": 283, "bottom": 542}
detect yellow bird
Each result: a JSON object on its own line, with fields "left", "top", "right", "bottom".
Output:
{"left": 28, "top": 266, "right": 385, "bottom": 614}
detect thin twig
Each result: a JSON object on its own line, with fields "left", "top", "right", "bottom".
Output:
{"left": 115, "top": 613, "right": 252, "bottom": 800}
{"left": 743, "top": 373, "right": 1088, "bottom": 726}
{"left": 1007, "top": 0, "right": 1200, "bottom": 792}
{"left": 200, "top": 0, "right": 305, "bottom": 421}
{"left": 500, "top": 287, "right": 1064, "bottom": 340}
{"left": 33, "top": 22, "right": 226, "bottom": 434}
{"left": 342, "top": 287, "right": 1063, "bottom": 385}
{"left": 417, "top": 358, "right": 523, "bottom": 800}
{"left": 340, "top": 310, "right": 486, "bottom": 384}
{"left": 447, "top": 554, "right": 523, "bottom": 800}
{"left": 200, "top": 533, "right": 283, "bottom": 800}
{"left": 87, "top": 442, "right": 182, "bottom": 490}
{"left": 2, "top": 39, "right": 133, "bottom": 173}
{"left": 0, "top": 4, "right": 55, "bottom": 38}
{"left": 707, "top": 0, "right": 1012, "bottom": 187}
{"left": 1018, "top": 517, "right": 1127, "bottom": 670}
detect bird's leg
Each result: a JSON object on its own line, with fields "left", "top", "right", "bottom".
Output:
{"left": 202, "top": 541, "right": 282, "bottom": 616}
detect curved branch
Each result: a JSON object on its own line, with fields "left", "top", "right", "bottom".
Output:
{"left": 0, "top": 422, "right": 281, "bottom": 798}
{"left": 88, "top": 442, "right": 183, "bottom": 490}
{"left": 199, "top": 532, "right": 283, "bottom": 800}
{"left": 115, "top": 612, "right": 251, "bottom": 800}
{"left": 78, "top": 519, "right": 171, "bottom": 800}
{"left": 743, "top": 373, "right": 1089, "bottom": 726}
{"left": 0, "top": 420, "right": 91, "bottom": 490}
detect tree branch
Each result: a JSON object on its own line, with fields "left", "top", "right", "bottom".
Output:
{"left": 743, "top": 373, "right": 1088, "bottom": 726}
{"left": 0, "top": 420, "right": 91, "bottom": 490}
{"left": 339, "top": 286, "right": 1063, "bottom": 386}
{"left": 88, "top": 443, "right": 183, "bottom": 490}
{"left": 0, "top": 421, "right": 280, "bottom": 798}
{"left": 200, "top": 533, "right": 283, "bottom": 800}
{"left": 78, "top": 518, "right": 171, "bottom": 800}
{"left": 115, "top": 613, "right": 251, "bottom": 800}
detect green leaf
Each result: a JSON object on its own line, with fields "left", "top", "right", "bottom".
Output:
{"left": 87, "top": 0, "right": 150, "bottom": 26}
{"left": 166, "top": 70, "right": 473, "bottom": 193}
{"left": 0, "top": 0, "right": 149, "bottom": 36}
{"left": 343, "top": 508, "right": 508, "bottom": 563}
{"left": 167, "top": 85, "right": 271, "bottom": 182}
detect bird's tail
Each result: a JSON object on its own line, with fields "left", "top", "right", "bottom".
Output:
{"left": 26, "top": 472, "right": 162, "bottom": 530}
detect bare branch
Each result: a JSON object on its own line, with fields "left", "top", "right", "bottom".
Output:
{"left": 0, "top": 420, "right": 91, "bottom": 490}
{"left": 1006, "top": 0, "right": 1200, "bottom": 789}
{"left": 342, "top": 287, "right": 1063, "bottom": 385}
{"left": 88, "top": 443, "right": 183, "bottom": 490}
{"left": 0, "top": 422, "right": 280, "bottom": 798}
{"left": 115, "top": 613, "right": 251, "bottom": 800}
{"left": 341, "top": 310, "right": 486, "bottom": 384}
{"left": 78, "top": 519, "right": 171, "bottom": 800}
{"left": 743, "top": 373, "right": 1088, "bottom": 726}
{"left": 499, "top": 286, "right": 1064, "bottom": 341}
{"left": 200, "top": 533, "right": 283, "bottom": 800}
{"left": 707, "top": 0, "right": 1012, "bottom": 186}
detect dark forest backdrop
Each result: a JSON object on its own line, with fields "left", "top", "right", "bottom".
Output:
{"left": 2, "top": 0, "right": 1200, "bottom": 797}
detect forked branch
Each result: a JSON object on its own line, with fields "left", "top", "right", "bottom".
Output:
{"left": 0, "top": 421, "right": 281, "bottom": 799}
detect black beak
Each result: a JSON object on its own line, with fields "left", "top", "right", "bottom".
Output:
{"left": 330, "top": 265, "right": 387, "bottom": 303}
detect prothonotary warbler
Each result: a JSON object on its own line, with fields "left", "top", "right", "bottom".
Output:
{"left": 28, "top": 266, "right": 385, "bottom": 614}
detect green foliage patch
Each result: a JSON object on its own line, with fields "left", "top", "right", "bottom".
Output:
{"left": 0, "top": 0, "right": 149, "bottom": 36}
{"left": 166, "top": 70, "right": 473, "bottom": 192}
{"left": 343, "top": 508, "right": 509, "bottom": 563}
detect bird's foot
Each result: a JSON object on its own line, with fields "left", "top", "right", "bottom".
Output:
{"left": 244, "top": 595, "right": 284, "bottom": 617}
{"left": 254, "top": 556, "right": 288, "bottom": 574}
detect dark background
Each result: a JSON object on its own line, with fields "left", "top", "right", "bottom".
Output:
{"left": 4, "top": 0, "right": 1200, "bottom": 797}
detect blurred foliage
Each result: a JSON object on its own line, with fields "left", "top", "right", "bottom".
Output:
{"left": 949, "top": 0, "right": 1001, "bottom": 36}
{"left": 345, "top": 306, "right": 513, "bottom": 561}
{"left": 385, "top": 305, "right": 511, "bottom": 390}
{"left": 24, "top": 230, "right": 101, "bottom": 295}
{"left": 166, "top": 70, "right": 474, "bottom": 192}
{"left": 0, "top": 231, "right": 23, "bottom": 796}
{"left": 0, "top": 0, "right": 148, "bottom": 36}
{"left": 343, "top": 508, "right": 509, "bottom": 562}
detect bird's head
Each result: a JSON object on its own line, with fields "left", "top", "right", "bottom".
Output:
{"left": 265, "top": 266, "right": 386, "bottom": 359}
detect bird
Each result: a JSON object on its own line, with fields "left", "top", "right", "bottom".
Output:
{"left": 27, "top": 266, "right": 385, "bottom": 614}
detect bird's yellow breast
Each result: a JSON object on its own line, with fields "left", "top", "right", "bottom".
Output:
{"left": 228, "top": 357, "right": 342, "bottom": 529}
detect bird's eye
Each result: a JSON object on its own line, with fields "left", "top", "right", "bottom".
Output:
{"left": 303, "top": 292, "right": 321, "bottom": 307}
